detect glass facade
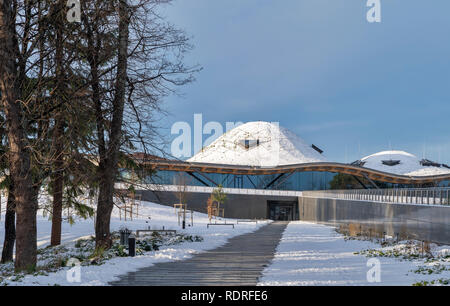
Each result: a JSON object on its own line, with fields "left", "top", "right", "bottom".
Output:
{"left": 120, "top": 168, "right": 450, "bottom": 191}
{"left": 131, "top": 170, "right": 337, "bottom": 192}
{"left": 438, "top": 180, "right": 450, "bottom": 187}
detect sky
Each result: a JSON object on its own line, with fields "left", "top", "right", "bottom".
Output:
{"left": 156, "top": 0, "right": 450, "bottom": 163}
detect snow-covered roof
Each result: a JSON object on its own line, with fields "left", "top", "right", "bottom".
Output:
{"left": 358, "top": 150, "right": 450, "bottom": 176}
{"left": 188, "top": 121, "right": 327, "bottom": 167}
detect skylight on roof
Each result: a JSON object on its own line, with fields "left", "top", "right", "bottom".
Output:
{"left": 238, "top": 139, "right": 260, "bottom": 150}
{"left": 382, "top": 160, "right": 401, "bottom": 166}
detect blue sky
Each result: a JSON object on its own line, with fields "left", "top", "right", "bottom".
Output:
{"left": 158, "top": 0, "right": 450, "bottom": 163}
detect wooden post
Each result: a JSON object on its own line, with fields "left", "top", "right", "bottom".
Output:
{"left": 130, "top": 192, "right": 134, "bottom": 221}
{"left": 183, "top": 204, "right": 186, "bottom": 227}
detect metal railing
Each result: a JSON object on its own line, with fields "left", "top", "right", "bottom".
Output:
{"left": 115, "top": 183, "right": 304, "bottom": 197}
{"left": 302, "top": 188, "right": 450, "bottom": 206}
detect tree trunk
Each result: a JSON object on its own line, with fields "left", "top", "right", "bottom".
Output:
{"left": 1, "top": 182, "right": 15, "bottom": 263}
{"left": 94, "top": 0, "right": 129, "bottom": 250}
{"left": 50, "top": 125, "right": 64, "bottom": 246}
{"left": 95, "top": 167, "right": 115, "bottom": 249}
{"left": 0, "top": 0, "right": 37, "bottom": 271}
{"left": 50, "top": 3, "right": 65, "bottom": 246}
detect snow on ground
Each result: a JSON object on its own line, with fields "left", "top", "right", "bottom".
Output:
{"left": 188, "top": 121, "right": 327, "bottom": 167}
{"left": 0, "top": 199, "right": 269, "bottom": 286}
{"left": 359, "top": 150, "right": 450, "bottom": 177}
{"left": 259, "top": 222, "right": 450, "bottom": 286}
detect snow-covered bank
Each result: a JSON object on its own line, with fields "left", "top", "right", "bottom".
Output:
{"left": 0, "top": 200, "right": 269, "bottom": 286}
{"left": 259, "top": 222, "right": 450, "bottom": 286}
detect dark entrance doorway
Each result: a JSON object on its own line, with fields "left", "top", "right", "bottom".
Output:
{"left": 267, "top": 201, "right": 298, "bottom": 221}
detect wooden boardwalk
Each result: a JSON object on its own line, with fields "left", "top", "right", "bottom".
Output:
{"left": 110, "top": 222, "right": 288, "bottom": 286}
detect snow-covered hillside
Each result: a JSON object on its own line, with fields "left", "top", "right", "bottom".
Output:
{"left": 188, "top": 121, "right": 327, "bottom": 167}
{"left": 358, "top": 150, "right": 450, "bottom": 176}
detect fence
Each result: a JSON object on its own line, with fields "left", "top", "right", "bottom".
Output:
{"left": 302, "top": 188, "right": 450, "bottom": 206}
{"left": 115, "top": 183, "right": 303, "bottom": 197}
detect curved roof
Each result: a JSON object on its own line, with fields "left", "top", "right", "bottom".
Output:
{"left": 188, "top": 121, "right": 326, "bottom": 167}
{"left": 143, "top": 159, "right": 450, "bottom": 185}
{"left": 139, "top": 122, "right": 450, "bottom": 184}
{"left": 359, "top": 150, "right": 450, "bottom": 176}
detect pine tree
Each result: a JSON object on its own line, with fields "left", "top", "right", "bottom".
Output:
{"left": 0, "top": 0, "right": 37, "bottom": 271}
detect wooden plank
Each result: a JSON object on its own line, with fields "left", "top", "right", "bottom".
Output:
{"left": 110, "top": 222, "right": 287, "bottom": 286}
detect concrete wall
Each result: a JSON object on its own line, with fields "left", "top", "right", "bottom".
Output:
{"left": 136, "top": 189, "right": 298, "bottom": 219}
{"left": 298, "top": 196, "right": 450, "bottom": 244}
{"left": 131, "top": 188, "right": 450, "bottom": 244}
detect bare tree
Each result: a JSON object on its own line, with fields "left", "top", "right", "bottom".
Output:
{"left": 92, "top": 0, "right": 130, "bottom": 249}
{"left": 173, "top": 172, "right": 191, "bottom": 205}
{"left": 78, "top": 0, "right": 198, "bottom": 250}
{"left": 0, "top": 0, "right": 198, "bottom": 267}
